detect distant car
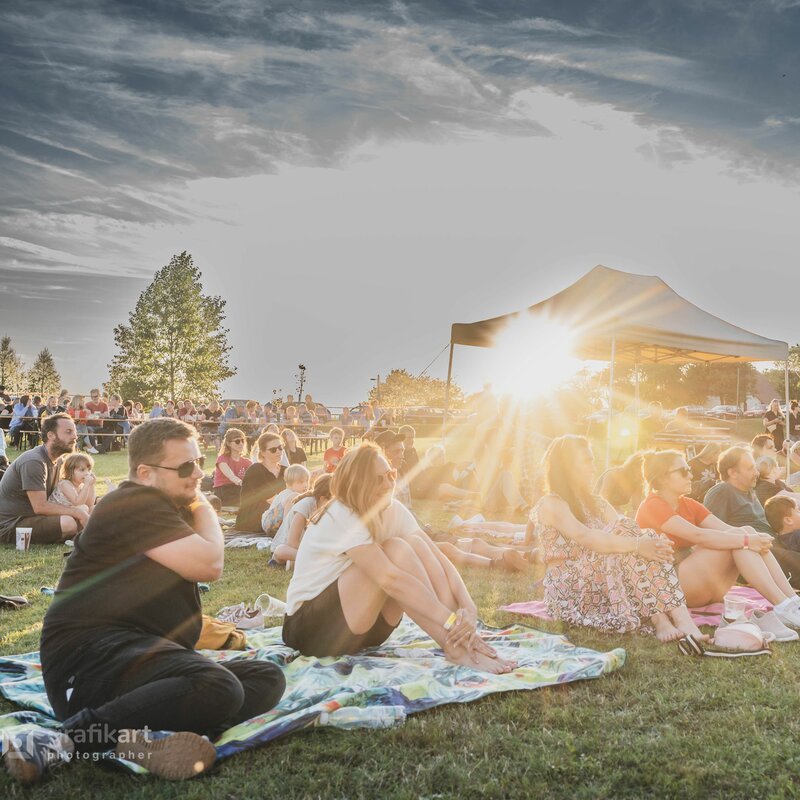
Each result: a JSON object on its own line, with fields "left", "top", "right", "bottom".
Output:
{"left": 674, "top": 406, "right": 708, "bottom": 419}
{"left": 744, "top": 404, "right": 767, "bottom": 418}
{"left": 705, "top": 405, "right": 742, "bottom": 420}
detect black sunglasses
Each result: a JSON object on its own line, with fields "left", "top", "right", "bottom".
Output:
{"left": 668, "top": 466, "right": 692, "bottom": 477}
{"left": 266, "top": 445, "right": 284, "bottom": 453}
{"left": 144, "top": 456, "right": 206, "bottom": 478}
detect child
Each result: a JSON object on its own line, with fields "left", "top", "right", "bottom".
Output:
{"left": 765, "top": 495, "right": 800, "bottom": 550}
{"left": 271, "top": 474, "right": 333, "bottom": 567}
{"left": 398, "top": 424, "right": 418, "bottom": 476}
{"left": 261, "top": 464, "right": 310, "bottom": 535}
{"left": 49, "top": 453, "right": 96, "bottom": 517}
{"left": 323, "top": 427, "right": 347, "bottom": 473}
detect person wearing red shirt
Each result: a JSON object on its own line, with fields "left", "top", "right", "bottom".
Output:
{"left": 636, "top": 450, "right": 799, "bottom": 617}
{"left": 323, "top": 427, "right": 348, "bottom": 473}
{"left": 84, "top": 388, "right": 109, "bottom": 454}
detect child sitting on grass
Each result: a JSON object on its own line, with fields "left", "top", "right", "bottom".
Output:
{"left": 765, "top": 495, "right": 800, "bottom": 550}
{"left": 323, "top": 427, "right": 348, "bottom": 473}
{"left": 49, "top": 453, "right": 96, "bottom": 517}
{"left": 261, "top": 464, "right": 310, "bottom": 535}
{"left": 271, "top": 474, "right": 333, "bottom": 567}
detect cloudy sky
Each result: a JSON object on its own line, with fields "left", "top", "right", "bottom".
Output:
{"left": 1, "top": 1, "right": 799, "bottom": 404}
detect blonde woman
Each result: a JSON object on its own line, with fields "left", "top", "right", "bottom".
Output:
{"left": 635, "top": 449, "right": 800, "bottom": 629}
{"left": 281, "top": 428, "right": 307, "bottom": 466}
{"left": 282, "top": 443, "right": 515, "bottom": 673}
{"left": 213, "top": 428, "right": 252, "bottom": 507}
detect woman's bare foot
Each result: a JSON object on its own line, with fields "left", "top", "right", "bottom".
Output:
{"left": 444, "top": 642, "right": 516, "bottom": 673}
{"left": 651, "top": 613, "right": 684, "bottom": 643}
{"left": 670, "top": 607, "right": 711, "bottom": 642}
{"left": 496, "top": 549, "right": 530, "bottom": 573}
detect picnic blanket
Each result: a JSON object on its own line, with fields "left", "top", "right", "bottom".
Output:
{"left": 500, "top": 585, "right": 772, "bottom": 628}
{"left": 0, "top": 618, "right": 625, "bottom": 775}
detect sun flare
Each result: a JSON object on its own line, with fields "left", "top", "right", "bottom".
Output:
{"left": 486, "top": 314, "right": 582, "bottom": 399}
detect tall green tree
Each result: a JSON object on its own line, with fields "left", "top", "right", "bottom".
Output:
{"left": 0, "top": 336, "right": 25, "bottom": 392}
{"left": 107, "top": 252, "right": 236, "bottom": 404}
{"left": 368, "top": 369, "right": 463, "bottom": 408}
{"left": 26, "top": 348, "right": 61, "bottom": 397}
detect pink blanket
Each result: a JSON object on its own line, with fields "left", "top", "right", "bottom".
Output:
{"left": 500, "top": 585, "right": 772, "bottom": 628}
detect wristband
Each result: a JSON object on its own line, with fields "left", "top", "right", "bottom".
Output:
{"left": 743, "top": 532, "right": 750, "bottom": 550}
{"left": 443, "top": 612, "right": 458, "bottom": 631}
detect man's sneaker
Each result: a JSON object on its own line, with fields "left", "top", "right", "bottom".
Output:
{"left": 216, "top": 602, "right": 246, "bottom": 622}
{"left": 3, "top": 728, "right": 75, "bottom": 784}
{"left": 749, "top": 609, "right": 799, "bottom": 642}
{"left": 112, "top": 730, "right": 216, "bottom": 780}
{"left": 218, "top": 604, "right": 263, "bottom": 629}
{"left": 85, "top": 446, "right": 99, "bottom": 455}
{"left": 773, "top": 603, "right": 800, "bottom": 630}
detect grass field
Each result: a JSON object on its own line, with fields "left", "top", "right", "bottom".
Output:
{"left": 2, "top": 429, "right": 799, "bottom": 799}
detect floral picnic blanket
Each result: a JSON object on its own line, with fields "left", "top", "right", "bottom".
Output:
{"left": 0, "top": 619, "right": 625, "bottom": 775}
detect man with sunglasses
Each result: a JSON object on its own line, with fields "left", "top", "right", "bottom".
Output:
{"left": 12, "top": 419, "right": 286, "bottom": 784}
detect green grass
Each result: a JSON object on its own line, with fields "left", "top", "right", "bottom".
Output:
{"left": 2, "top": 440, "right": 800, "bottom": 798}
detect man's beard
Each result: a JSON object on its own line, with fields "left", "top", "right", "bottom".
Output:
{"left": 51, "top": 439, "right": 76, "bottom": 457}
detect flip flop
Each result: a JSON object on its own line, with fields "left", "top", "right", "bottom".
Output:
{"left": 0, "top": 595, "right": 29, "bottom": 611}
{"left": 678, "top": 634, "right": 772, "bottom": 658}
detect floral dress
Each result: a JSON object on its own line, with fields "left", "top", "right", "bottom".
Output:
{"left": 532, "top": 494, "right": 685, "bottom": 633}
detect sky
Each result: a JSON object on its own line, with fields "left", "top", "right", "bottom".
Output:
{"left": 1, "top": 1, "right": 799, "bottom": 405}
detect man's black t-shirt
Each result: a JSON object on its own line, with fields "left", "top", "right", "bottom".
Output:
{"left": 40, "top": 481, "right": 202, "bottom": 689}
{"left": 236, "top": 463, "right": 286, "bottom": 532}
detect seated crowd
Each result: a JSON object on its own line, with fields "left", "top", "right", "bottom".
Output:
{"left": 3, "top": 395, "right": 800, "bottom": 784}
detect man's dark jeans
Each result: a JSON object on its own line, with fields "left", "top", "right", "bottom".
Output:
{"left": 49, "top": 630, "right": 285, "bottom": 752}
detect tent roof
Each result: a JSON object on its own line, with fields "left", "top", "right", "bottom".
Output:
{"left": 450, "top": 265, "right": 788, "bottom": 364}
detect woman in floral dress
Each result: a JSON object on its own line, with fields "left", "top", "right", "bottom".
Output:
{"left": 533, "top": 435, "right": 707, "bottom": 643}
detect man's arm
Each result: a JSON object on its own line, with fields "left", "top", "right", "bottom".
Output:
{"left": 145, "top": 495, "right": 224, "bottom": 582}
{"left": 27, "top": 490, "right": 88, "bottom": 524}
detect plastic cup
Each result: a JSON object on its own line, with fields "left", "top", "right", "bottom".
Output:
{"left": 457, "top": 537, "right": 472, "bottom": 553}
{"left": 723, "top": 595, "right": 747, "bottom": 621}
{"left": 15, "top": 527, "right": 32, "bottom": 552}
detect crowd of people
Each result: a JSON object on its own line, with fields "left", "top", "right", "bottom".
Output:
{"left": 2, "top": 389, "right": 800, "bottom": 783}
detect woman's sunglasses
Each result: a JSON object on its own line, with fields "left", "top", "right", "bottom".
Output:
{"left": 144, "top": 456, "right": 206, "bottom": 478}
{"left": 266, "top": 445, "right": 284, "bottom": 454}
{"left": 668, "top": 466, "right": 692, "bottom": 478}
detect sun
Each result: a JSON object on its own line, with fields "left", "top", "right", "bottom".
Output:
{"left": 486, "top": 314, "right": 582, "bottom": 399}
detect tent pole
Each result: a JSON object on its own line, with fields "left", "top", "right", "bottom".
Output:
{"left": 735, "top": 365, "right": 740, "bottom": 437}
{"left": 443, "top": 342, "right": 454, "bottom": 442}
{"left": 634, "top": 359, "right": 640, "bottom": 450}
{"left": 786, "top": 358, "right": 792, "bottom": 482}
{"left": 606, "top": 336, "right": 616, "bottom": 469}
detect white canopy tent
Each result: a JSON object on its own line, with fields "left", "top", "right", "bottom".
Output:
{"left": 445, "top": 265, "right": 790, "bottom": 468}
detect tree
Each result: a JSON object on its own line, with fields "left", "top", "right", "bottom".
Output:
{"left": 367, "top": 369, "right": 463, "bottom": 409}
{"left": 26, "top": 348, "right": 61, "bottom": 397}
{"left": 763, "top": 345, "right": 800, "bottom": 400}
{"left": 107, "top": 252, "right": 236, "bottom": 404}
{"left": 0, "top": 336, "right": 25, "bottom": 393}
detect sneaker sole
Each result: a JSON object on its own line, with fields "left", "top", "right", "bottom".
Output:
{"left": 112, "top": 731, "right": 216, "bottom": 780}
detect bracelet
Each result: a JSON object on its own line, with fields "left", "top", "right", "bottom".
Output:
{"left": 443, "top": 612, "right": 458, "bottom": 631}
{"left": 743, "top": 532, "right": 750, "bottom": 550}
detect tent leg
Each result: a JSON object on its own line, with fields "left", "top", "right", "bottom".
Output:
{"left": 634, "top": 361, "right": 640, "bottom": 450}
{"left": 786, "top": 360, "right": 792, "bottom": 482}
{"left": 606, "top": 336, "right": 616, "bottom": 469}
{"left": 443, "top": 342, "right": 454, "bottom": 442}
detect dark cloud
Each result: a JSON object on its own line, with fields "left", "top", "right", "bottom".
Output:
{"left": 0, "top": 0, "right": 798, "bottom": 280}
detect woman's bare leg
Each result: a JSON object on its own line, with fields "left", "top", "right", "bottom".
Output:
{"left": 732, "top": 549, "right": 795, "bottom": 604}
{"left": 437, "top": 541, "right": 493, "bottom": 569}
{"left": 757, "top": 551, "right": 797, "bottom": 598}
{"left": 650, "top": 613, "right": 684, "bottom": 643}
{"left": 337, "top": 538, "right": 512, "bottom": 673}
{"left": 668, "top": 605, "right": 710, "bottom": 642}
{"left": 437, "top": 484, "right": 479, "bottom": 501}
{"left": 272, "top": 544, "right": 297, "bottom": 564}
{"left": 677, "top": 549, "right": 740, "bottom": 608}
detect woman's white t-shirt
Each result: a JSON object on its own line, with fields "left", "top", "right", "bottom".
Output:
{"left": 285, "top": 498, "right": 418, "bottom": 615}
{"left": 270, "top": 495, "right": 317, "bottom": 552}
